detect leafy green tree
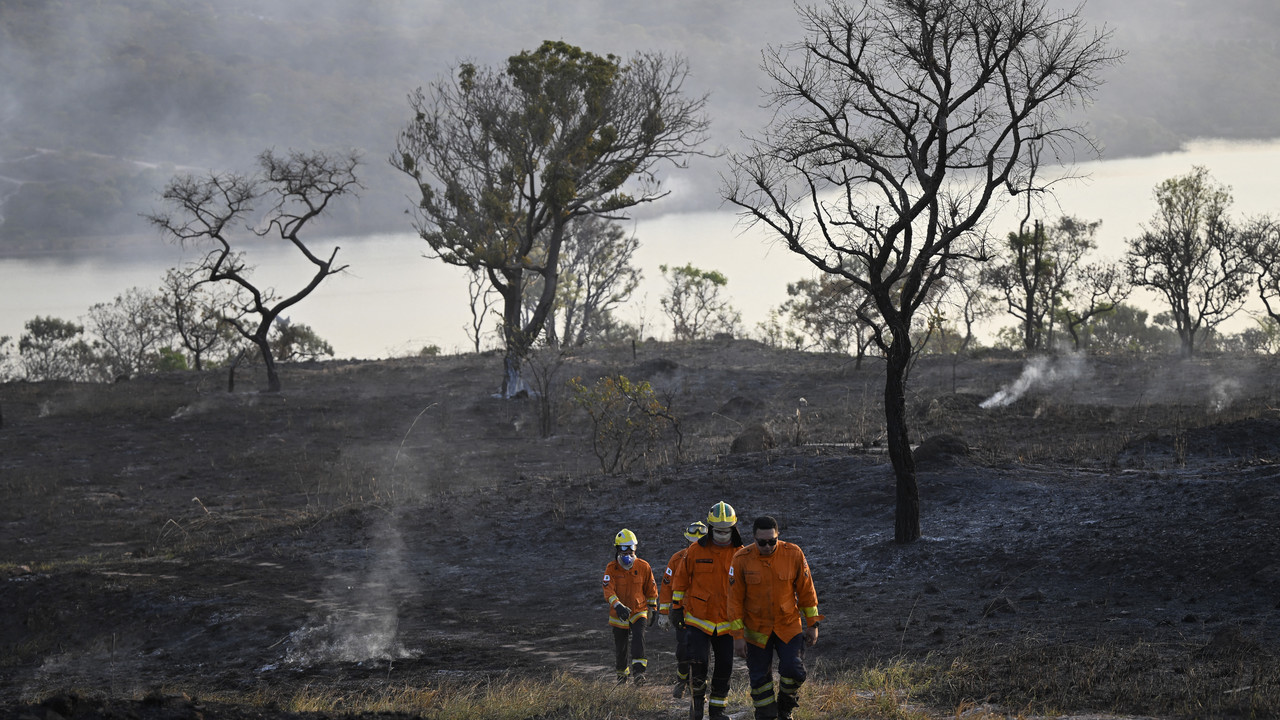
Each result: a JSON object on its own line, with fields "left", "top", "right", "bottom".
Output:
{"left": 1216, "top": 319, "right": 1280, "bottom": 355}
{"left": 781, "top": 274, "right": 876, "bottom": 361}
{"left": 1125, "top": 167, "right": 1255, "bottom": 358}
{"left": 155, "top": 347, "right": 190, "bottom": 371}
{"left": 659, "top": 264, "right": 742, "bottom": 341}
{"left": 392, "top": 40, "right": 710, "bottom": 397}
{"left": 1081, "top": 303, "right": 1179, "bottom": 354}
{"left": 18, "top": 316, "right": 99, "bottom": 382}
{"left": 270, "top": 318, "right": 335, "bottom": 362}
{"left": 148, "top": 149, "right": 360, "bottom": 392}
{"left": 723, "top": 0, "right": 1117, "bottom": 542}
{"left": 986, "top": 216, "right": 1102, "bottom": 351}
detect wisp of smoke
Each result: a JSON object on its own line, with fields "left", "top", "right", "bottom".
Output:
{"left": 980, "top": 353, "right": 1087, "bottom": 409}
{"left": 1209, "top": 376, "right": 1243, "bottom": 413}
{"left": 283, "top": 511, "right": 420, "bottom": 666}
{"left": 283, "top": 607, "right": 418, "bottom": 665}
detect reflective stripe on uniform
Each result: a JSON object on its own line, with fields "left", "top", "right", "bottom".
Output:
{"left": 685, "top": 612, "right": 735, "bottom": 635}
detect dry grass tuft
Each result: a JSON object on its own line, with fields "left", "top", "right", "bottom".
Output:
{"left": 250, "top": 672, "right": 665, "bottom": 719}
{"left": 924, "top": 634, "right": 1280, "bottom": 718}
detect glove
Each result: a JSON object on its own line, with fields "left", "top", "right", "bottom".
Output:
{"left": 614, "top": 603, "right": 631, "bottom": 619}
{"left": 657, "top": 614, "right": 671, "bottom": 631}
{"left": 647, "top": 612, "right": 657, "bottom": 627}
{"left": 670, "top": 607, "right": 684, "bottom": 629}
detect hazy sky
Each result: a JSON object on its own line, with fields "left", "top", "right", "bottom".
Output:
{"left": 4, "top": 1, "right": 1280, "bottom": 361}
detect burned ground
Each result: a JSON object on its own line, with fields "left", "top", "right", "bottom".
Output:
{"left": 1, "top": 342, "right": 1278, "bottom": 719}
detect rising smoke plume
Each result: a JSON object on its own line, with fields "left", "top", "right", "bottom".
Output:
{"left": 283, "top": 509, "right": 419, "bottom": 666}
{"left": 980, "top": 352, "right": 1088, "bottom": 409}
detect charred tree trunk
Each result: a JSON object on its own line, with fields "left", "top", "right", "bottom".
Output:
{"left": 255, "top": 334, "right": 281, "bottom": 393}
{"left": 499, "top": 275, "right": 530, "bottom": 398}
{"left": 884, "top": 330, "right": 920, "bottom": 544}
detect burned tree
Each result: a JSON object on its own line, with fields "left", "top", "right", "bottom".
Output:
{"left": 148, "top": 149, "right": 360, "bottom": 392}
{"left": 392, "top": 40, "right": 709, "bottom": 397}
{"left": 724, "top": 0, "right": 1118, "bottom": 542}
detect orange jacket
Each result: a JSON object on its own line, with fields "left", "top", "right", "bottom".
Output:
{"left": 727, "top": 540, "right": 823, "bottom": 646}
{"left": 602, "top": 557, "right": 658, "bottom": 629}
{"left": 658, "top": 547, "right": 688, "bottom": 614}
{"left": 671, "top": 534, "right": 744, "bottom": 635}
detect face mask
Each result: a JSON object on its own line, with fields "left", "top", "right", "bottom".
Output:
{"left": 619, "top": 554, "right": 635, "bottom": 568}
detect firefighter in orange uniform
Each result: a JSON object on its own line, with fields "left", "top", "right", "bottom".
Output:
{"left": 656, "top": 520, "right": 708, "bottom": 697}
{"left": 671, "top": 501, "right": 743, "bottom": 720}
{"left": 727, "top": 516, "right": 823, "bottom": 720}
{"left": 602, "top": 528, "right": 658, "bottom": 684}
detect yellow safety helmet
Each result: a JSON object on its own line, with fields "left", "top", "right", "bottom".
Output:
{"left": 683, "top": 520, "right": 708, "bottom": 543}
{"left": 614, "top": 528, "right": 638, "bottom": 549}
{"left": 706, "top": 501, "right": 736, "bottom": 529}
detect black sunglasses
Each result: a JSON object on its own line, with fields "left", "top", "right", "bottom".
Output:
{"left": 756, "top": 537, "right": 778, "bottom": 547}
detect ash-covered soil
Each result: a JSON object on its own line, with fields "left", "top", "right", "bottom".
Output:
{"left": 1, "top": 342, "right": 1278, "bottom": 719}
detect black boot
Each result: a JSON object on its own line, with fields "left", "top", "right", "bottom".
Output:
{"left": 690, "top": 694, "right": 705, "bottom": 720}
{"left": 777, "top": 691, "right": 798, "bottom": 720}
{"left": 708, "top": 705, "right": 730, "bottom": 720}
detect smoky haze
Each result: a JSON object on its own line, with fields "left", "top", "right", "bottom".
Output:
{"left": 1, "top": 0, "right": 1278, "bottom": 257}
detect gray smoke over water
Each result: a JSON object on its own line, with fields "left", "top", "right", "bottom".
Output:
{"left": 980, "top": 353, "right": 1088, "bottom": 409}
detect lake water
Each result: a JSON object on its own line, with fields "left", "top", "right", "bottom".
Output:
{"left": 3, "top": 138, "right": 1280, "bottom": 360}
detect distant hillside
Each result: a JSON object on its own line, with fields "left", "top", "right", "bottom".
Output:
{"left": 2, "top": 0, "right": 1278, "bottom": 255}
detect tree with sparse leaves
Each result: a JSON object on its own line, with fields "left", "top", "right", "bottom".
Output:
{"left": 548, "top": 216, "right": 642, "bottom": 348}
{"left": 1125, "top": 167, "right": 1254, "bottom": 358}
{"left": 0, "top": 336, "right": 19, "bottom": 383}
{"left": 724, "top": 0, "right": 1118, "bottom": 542}
{"left": 392, "top": 40, "right": 709, "bottom": 397}
{"left": 1247, "top": 218, "right": 1280, "bottom": 333}
{"left": 782, "top": 273, "right": 877, "bottom": 362}
{"left": 159, "top": 266, "right": 241, "bottom": 371}
{"left": 85, "top": 286, "right": 172, "bottom": 379}
{"left": 987, "top": 215, "right": 1121, "bottom": 351}
{"left": 148, "top": 149, "right": 360, "bottom": 392}
{"left": 1057, "top": 259, "right": 1131, "bottom": 350}
{"left": 659, "top": 264, "right": 742, "bottom": 341}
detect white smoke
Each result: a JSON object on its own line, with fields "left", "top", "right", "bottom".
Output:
{"left": 980, "top": 353, "right": 1088, "bottom": 409}
{"left": 1208, "top": 376, "right": 1243, "bottom": 413}
{"left": 283, "top": 511, "right": 420, "bottom": 666}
